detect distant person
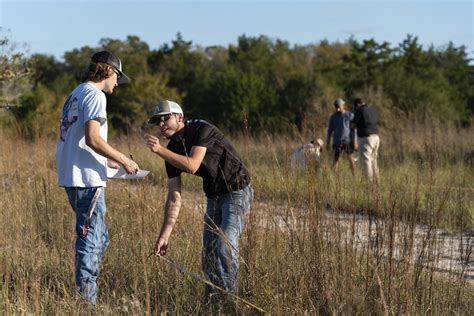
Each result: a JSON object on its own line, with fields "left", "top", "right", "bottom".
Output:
{"left": 55, "top": 51, "right": 139, "bottom": 305}
{"left": 290, "top": 139, "right": 324, "bottom": 173}
{"left": 145, "top": 100, "right": 253, "bottom": 311}
{"left": 351, "top": 98, "right": 380, "bottom": 182}
{"left": 326, "top": 98, "right": 357, "bottom": 175}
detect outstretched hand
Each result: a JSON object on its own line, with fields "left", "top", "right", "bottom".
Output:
{"left": 155, "top": 236, "right": 168, "bottom": 256}
{"left": 145, "top": 134, "right": 162, "bottom": 154}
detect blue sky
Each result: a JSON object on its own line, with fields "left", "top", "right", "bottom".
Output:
{"left": 1, "top": 0, "right": 473, "bottom": 61}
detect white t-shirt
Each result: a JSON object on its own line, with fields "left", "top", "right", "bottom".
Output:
{"left": 56, "top": 82, "right": 108, "bottom": 187}
{"left": 290, "top": 143, "right": 321, "bottom": 170}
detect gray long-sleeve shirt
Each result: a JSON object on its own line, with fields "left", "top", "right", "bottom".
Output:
{"left": 326, "top": 111, "right": 356, "bottom": 147}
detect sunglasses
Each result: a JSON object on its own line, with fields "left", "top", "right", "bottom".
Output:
{"left": 112, "top": 68, "right": 121, "bottom": 79}
{"left": 156, "top": 113, "right": 174, "bottom": 124}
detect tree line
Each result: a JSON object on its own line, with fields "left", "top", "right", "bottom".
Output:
{"left": 1, "top": 33, "right": 473, "bottom": 138}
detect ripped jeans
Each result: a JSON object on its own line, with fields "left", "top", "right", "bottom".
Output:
{"left": 65, "top": 187, "right": 109, "bottom": 305}
{"left": 202, "top": 184, "right": 254, "bottom": 298}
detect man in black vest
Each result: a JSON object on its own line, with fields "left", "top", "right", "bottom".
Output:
{"left": 145, "top": 100, "right": 253, "bottom": 308}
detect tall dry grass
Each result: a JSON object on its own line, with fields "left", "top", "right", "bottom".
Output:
{"left": 0, "top": 121, "right": 472, "bottom": 314}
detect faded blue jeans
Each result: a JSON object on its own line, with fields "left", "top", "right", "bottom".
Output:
{"left": 65, "top": 187, "right": 109, "bottom": 305}
{"left": 202, "top": 184, "right": 254, "bottom": 298}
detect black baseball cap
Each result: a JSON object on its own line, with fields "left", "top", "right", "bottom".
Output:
{"left": 91, "top": 51, "right": 130, "bottom": 84}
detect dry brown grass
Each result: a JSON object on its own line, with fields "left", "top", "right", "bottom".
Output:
{"left": 0, "top": 123, "right": 472, "bottom": 314}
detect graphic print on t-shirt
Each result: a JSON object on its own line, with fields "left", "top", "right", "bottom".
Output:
{"left": 60, "top": 95, "right": 78, "bottom": 141}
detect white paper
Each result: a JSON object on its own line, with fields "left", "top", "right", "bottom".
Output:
{"left": 107, "top": 167, "right": 150, "bottom": 180}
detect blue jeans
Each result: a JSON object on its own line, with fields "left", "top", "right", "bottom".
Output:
{"left": 65, "top": 187, "right": 109, "bottom": 305}
{"left": 202, "top": 184, "right": 254, "bottom": 297}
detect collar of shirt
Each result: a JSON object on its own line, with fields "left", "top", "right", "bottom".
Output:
{"left": 170, "top": 122, "right": 186, "bottom": 142}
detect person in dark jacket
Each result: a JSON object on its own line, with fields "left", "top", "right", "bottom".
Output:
{"left": 326, "top": 98, "right": 357, "bottom": 175}
{"left": 351, "top": 98, "right": 380, "bottom": 182}
{"left": 145, "top": 100, "right": 253, "bottom": 309}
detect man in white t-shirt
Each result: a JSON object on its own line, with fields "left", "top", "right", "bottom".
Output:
{"left": 55, "top": 51, "right": 139, "bottom": 305}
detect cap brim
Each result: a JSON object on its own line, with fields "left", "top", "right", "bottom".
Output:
{"left": 147, "top": 117, "right": 158, "bottom": 124}
{"left": 117, "top": 71, "right": 130, "bottom": 85}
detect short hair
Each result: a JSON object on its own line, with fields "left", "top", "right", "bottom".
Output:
{"left": 353, "top": 98, "right": 365, "bottom": 106}
{"left": 82, "top": 62, "right": 112, "bottom": 83}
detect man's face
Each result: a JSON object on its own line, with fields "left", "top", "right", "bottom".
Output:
{"left": 157, "top": 113, "right": 181, "bottom": 138}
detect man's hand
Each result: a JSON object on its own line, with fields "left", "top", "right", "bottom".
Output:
{"left": 155, "top": 236, "right": 169, "bottom": 256}
{"left": 85, "top": 120, "right": 139, "bottom": 174}
{"left": 145, "top": 134, "right": 162, "bottom": 154}
{"left": 109, "top": 155, "right": 138, "bottom": 174}
{"left": 122, "top": 156, "right": 139, "bottom": 174}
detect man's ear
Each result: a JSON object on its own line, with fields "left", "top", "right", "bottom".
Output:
{"left": 106, "top": 66, "right": 114, "bottom": 77}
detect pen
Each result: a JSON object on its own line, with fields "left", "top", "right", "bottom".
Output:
{"left": 130, "top": 154, "right": 134, "bottom": 161}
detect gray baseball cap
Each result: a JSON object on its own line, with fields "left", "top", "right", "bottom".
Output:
{"left": 334, "top": 98, "right": 346, "bottom": 107}
{"left": 148, "top": 100, "right": 183, "bottom": 124}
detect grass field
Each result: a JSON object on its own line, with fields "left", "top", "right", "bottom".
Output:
{"left": 0, "top": 122, "right": 473, "bottom": 315}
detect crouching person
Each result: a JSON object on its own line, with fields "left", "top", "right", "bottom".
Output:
{"left": 290, "top": 139, "right": 324, "bottom": 175}
{"left": 145, "top": 100, "right": 253, "bottom": 311}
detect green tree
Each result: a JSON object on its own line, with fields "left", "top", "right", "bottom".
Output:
{"left": 29, "top": 54, "right": 64, "bottom": 88}
{"left": 0, "top": 34, "right": 31, "bottom": 105}
{"left": 0, "top": 31, "right": 34, "bottom": 136}
{"left": 384, "top": 35, "right": 468, "bottom": 122}
{"left": 63, "top": 46, "right": 96, "bottom": 82}
{"left": 210, "top": 65, "right": 278, "bottom": 131}
{"left": 436, "top": 42, "right": 474, "bottom": 118}
{"left": 109, "top": 73, "right": 183, "bottom": 133}
{"left": 3, "top": 32, "right": 473, "bottom": 136}
{"left": 148, "top": 33, "right": 216, "bottom": 119}
{"left": 341, "top": 38, "right": 394, "bottom": 97}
